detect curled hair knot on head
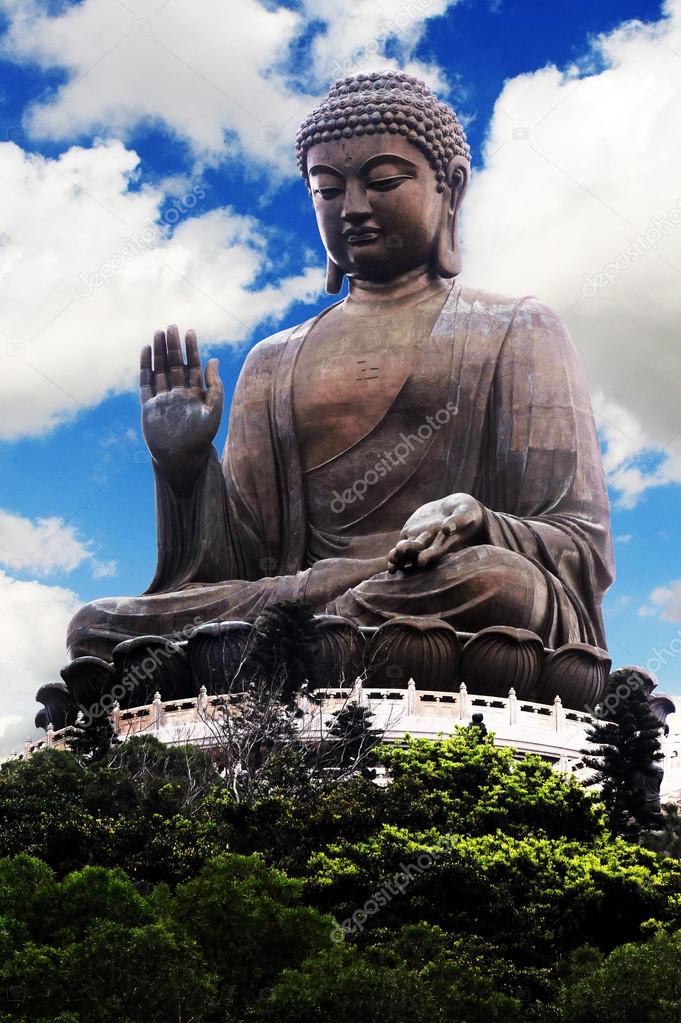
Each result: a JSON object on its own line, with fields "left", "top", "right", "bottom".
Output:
{"left": 296, "top": 70, "right": 471, "bottom": 193}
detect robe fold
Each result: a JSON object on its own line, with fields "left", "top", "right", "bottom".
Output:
{"left": 67, "top": 282, "right": 614, "bottom": 659}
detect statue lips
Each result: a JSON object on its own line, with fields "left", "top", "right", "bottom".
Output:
{"left": 343, "top": 226, "right": 383, "bottom": 246}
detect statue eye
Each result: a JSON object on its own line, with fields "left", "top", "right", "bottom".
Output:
{"left": 367, "top": 174, "right": 413, "bottom": 192}
{"left": 314, "top": 186, "right": 344, "bottom": 200}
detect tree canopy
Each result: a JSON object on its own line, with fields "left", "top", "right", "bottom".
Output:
{"left": 1, "top": 727, "right": 679, "bottom": 1020}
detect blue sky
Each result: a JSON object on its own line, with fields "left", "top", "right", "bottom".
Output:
{"left": 1, "top": 0, "right": 680, "bottom": 751}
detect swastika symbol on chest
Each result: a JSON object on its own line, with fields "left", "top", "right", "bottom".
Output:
{"left": 356, "top": 358, "right": 380, "bottom": 382}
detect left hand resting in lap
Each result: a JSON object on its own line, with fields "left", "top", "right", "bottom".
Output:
{"left": 387, "top": 493, "right": 485, "bottom": 573}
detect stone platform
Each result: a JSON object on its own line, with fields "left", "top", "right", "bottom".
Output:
{"left": 34, "top": 615, "right": 617, "bottom": 731}
{"left": 22, "top": 615, "right": 678, "bottom": 796}
{"left": 21, "top": 679, "right": 681, "bottom": 802}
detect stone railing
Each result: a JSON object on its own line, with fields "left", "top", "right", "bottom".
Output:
{"left": 15, "top": 679, "right": 597, "bottom": 781}
{"left": 20, "top": 665, "right": 681, "bottom": 801}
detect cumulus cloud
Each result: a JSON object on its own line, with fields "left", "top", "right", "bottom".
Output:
{"left": 0, "top": 570, "right": 80, "bottom": 758}
{"left": 0, "top": 138, "right": 323, "bottom": 438}
{"left": 462, "top": 0, "right": 681, "bottom": 506}
{"left": 302, "top": 0, "right": 455, "bottom": 89}
{"left": 639, "top": 583, "right": 681, "bottom": 621}
{"left": 0, "top": 509, "right": 115, "bottom": 579}
{"left": 0, "top": 0, "right": 458, "bottom": 172}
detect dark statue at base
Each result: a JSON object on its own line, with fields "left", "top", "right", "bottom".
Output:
{"left": 41, "top": 70, "right": 624, "bottom": 720}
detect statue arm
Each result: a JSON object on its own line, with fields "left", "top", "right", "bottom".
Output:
{"left": 479, "top": 297, "right": 615, "bottom": 640}
{"left": 140, "top": 327, "right": 240, "bottom": 595}
{"left": 144, "top": 448, "right": 237, "bottom": 594}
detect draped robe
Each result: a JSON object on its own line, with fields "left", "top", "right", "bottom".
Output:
{"left": 67, "top": 282, "right": 614, "bottom": 660}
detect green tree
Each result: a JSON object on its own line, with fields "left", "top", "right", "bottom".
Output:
{"left": 558, "top": 929, "right": 681, "bottom": 1022}
{"left": 255, "top": 938, "right": 526, "bottom": 1023}
{"left": 5, "top": 729, "right": 681, "bottom": 1021}
{"left": 642, "top": 801, "right": 681, "bottom": 858}
{"left": 66, "top": 715, "right": 119, "bottom": 763}
{"left": 320, "top": 700, "right": 383, "bottom": 773}
{"left": 376, "top": 733, "right": 606, "bottom": 842}
{"left": 304, "top": 824, "right": 681, "bottom": 965}
{"left": 249, "top": 600, "right": 319, "bottom": 700}
{"left": 0, "top": 852, "right": 338, "bottom": 1023}
{"left": 171, "top": 854, "right": 337, "bottom": 1011}
{"left": 0, "top": 742, "right": 224, "bottom": 885}
{"left": 584, "top": 670, "right": 664, "bottom": 835}
{"left": 0, "top": 855, "right": 216, "bottom": 1022}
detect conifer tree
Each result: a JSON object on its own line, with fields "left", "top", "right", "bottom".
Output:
{"left": 584, "top": 668, "right": 664, "bottom": 835}
{"left": 248, "top": 601, "right": 320, "bottom": 700}
{"left": 67, "top": 713, "right": 119, "bottom": 763}
{"left": 324, "top": 702, "right": 383, "bottom": 772}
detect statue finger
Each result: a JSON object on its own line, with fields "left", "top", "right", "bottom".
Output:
{"left": 410, "top": 530, "right": 434, "bottom": 550}
{"left": 417, "top": 531, "right": 458, "bottom": 568}
{"left": 166, "top": 324, "right": 186, "bottom": 388}
{"left": 391, "top": 533, "right": 431, "bottom": 568}
{"left": 441, "top": 514, "right": 459, "bottom": 536}
{"left": 387, "top": 544, "right": 402, "bottom": 572}
{"left": 185, "top": 329, "right": 204, "bottom": 390}
{"left": 153, "top": 329, "right": 169, "bottom": 392}
{"left": 393, "top": 538, "right": 419, "bottom": 559}
{"left": 205, "top": 358, "right": 224, "bottom": 411}
{"left": 140, "top": 345, "right": 154, "bottom": 403}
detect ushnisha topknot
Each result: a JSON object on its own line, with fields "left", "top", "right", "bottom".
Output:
{"left": 296, "top": 70, "right": 470, "bottom": 193}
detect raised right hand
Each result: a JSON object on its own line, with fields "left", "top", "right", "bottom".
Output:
{"left": 140, "top": 325, "right": 223, "bottom": 494}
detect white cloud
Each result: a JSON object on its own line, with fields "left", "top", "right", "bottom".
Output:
{"left": 302, "top": 0, "right": 455, "bottom": 88}
{"left": 462, "top": 0, "right": 681, "bottom": 506}
{"left": 0, "top": 138, "right": 323, "bottom": 438}
{"left": 0, "top": 570, "right": 80, "bottom": 758}
{"left": 639, "top": 583, "right": 681, "bottom": 622}
{"left": 615, "top": 534, "right": 634, "bottom": 544}
{"left": 91, "top": 560, "right": 117, "bottom": 579}
{"left": 0, "top": 0, "right": 458, "bottom": 172}
{"left": 0, "top": 509, "right": 115, "bottom": 579}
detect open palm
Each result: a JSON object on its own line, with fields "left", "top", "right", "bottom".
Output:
{"left": 140, "top": 325, "right": 223, "bottom": 494}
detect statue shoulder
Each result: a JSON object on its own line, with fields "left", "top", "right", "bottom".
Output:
{"left": 460, "top": 286, "right": 573, "bottom": 350}
{"left": 460, "top": 285, "right": 567, "bottom": 331}
{"left": 241, "top": 324, "right": 295, "bottom": 368}
{"left": 234, "top": 323, "right": 303, "bottom": 399}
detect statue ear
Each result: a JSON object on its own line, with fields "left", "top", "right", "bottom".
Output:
{"left": 435, "top": 158, "right": 469, "bottom": 279}
{"left": 325, "top": 256, "right": 345, "bottom": 294}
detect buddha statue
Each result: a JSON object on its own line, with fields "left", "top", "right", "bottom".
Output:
{"left": 67, "top": 71, "right": 614, "bottom": 666}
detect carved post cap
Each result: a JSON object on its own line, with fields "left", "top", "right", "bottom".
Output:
{"left": 406, "top": 677, "right": 417, "bottom": 715}
{"left": 458, "top": 681, "right": 469, "bottom": 721}
{"left": 507, "top": 686, "right": 518, "bottom": 726}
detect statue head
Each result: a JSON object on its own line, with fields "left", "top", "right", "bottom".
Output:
{"left": 297, "top": 71, "right": 470, "bottom": 293}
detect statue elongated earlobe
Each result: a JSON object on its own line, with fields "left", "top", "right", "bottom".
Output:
{"left": 325, "top": 256, "right": 345, "bottom": 294}
{"left": 435, "top": 204, "right": 460, "bottom": 278}
{"left": 435, "top": 160, "right": 469, "bottom": 279}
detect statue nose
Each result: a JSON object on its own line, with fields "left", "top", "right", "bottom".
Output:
{"left": 341, "top": 183, "right": 372, "bottom": 223}
{"left": 341, "top": 208, "right": 373, "bottom": 230}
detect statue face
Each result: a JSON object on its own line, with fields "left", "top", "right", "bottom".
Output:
{"left": 307, "top": 133, "right": 447, "bottom": 282}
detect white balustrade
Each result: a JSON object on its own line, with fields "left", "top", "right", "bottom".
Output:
{"left": 17, "top": 681, "right": 681, "bottom": 801}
